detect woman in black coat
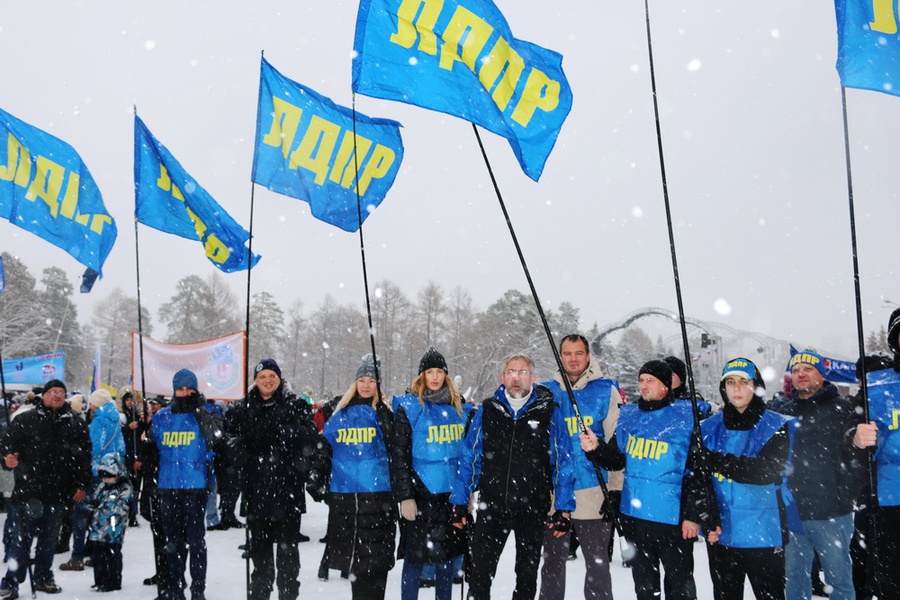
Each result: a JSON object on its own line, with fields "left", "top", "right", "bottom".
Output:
{"left": 308, "top": 354, "right": 397, "bottom": 600}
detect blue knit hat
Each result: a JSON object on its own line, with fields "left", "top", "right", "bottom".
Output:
{"left": 788, "top": 350, "right": 827, "bottom": 378}
{"left": 172, "top": 368, "right": 199, "bottom": 392}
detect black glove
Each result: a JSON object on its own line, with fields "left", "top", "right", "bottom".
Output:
{"left": 450, "top": 504, "right": 468, "bottom": 528}
{"left": 549, "top": 510, "right": 571, "bottom": 535}
{"left": 306, "top": 470, "right": 327, "bottom": 503}
{"left": 600, "top": 490, "right": 621, "bottom": 522}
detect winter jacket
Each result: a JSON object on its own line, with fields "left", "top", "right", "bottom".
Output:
{"left": 542, "top": 355, "right": 623, "bottom": 520}
{"left": 450, "top": 384, "right": 575, "bottom": 514}
{"left": 0, "top": 399, "right": 91, "bottom": 505}
{"left": 774, "top": 381, "right": 866, "bottom": 520}
{"left": 227, "top": 382, "right": 317, "bottom": 522}
{"left": 88, "top": 453, "right": 133, "bottom": 545}
{"left": 312, "top": 396, "right": 397, "bottom": 576}
{"left": 393, "top": 389, "right": 473, "bottom": 563}
{"left": 91, "top": 401, "right": 126, "bottom": 476}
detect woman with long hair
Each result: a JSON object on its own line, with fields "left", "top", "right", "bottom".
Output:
{"left": 310, "top": 354, "right": 397, "bottom": 600}
{"left": 393, "top": 347, "right": 472, "bottom": 600}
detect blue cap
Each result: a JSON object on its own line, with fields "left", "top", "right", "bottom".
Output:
{"left": 721, "top": 358, "right": 756, "bottom": 381}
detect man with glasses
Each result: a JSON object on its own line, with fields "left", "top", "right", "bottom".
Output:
{"left": 451, "top": 353, "right": 574, "bottom": 600}
{"left": 0, "top": 379, "right": 91, "bottom": 599}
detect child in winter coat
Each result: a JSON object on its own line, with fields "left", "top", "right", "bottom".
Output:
{"left": 88, "top": 453, "right": 134, "bottom": 592}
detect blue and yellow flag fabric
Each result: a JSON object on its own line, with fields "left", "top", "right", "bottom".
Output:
{"left": 835, "top": 0, "right": 900, "bottom": 96}
{"left": 252, "top": 57, "right": 404, "bottom": 233}
{"left": 352, "top": 0, "right": 572, "bottom": 181}
{"left": 0, "top": 108, "right": 117, "bottom": 275}
{"left": 134, "top": 115, "right": 260, "bottom": 273}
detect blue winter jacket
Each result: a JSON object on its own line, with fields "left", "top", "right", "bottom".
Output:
{"left": 90, "top": 402, "right": 125, "bottom": 476}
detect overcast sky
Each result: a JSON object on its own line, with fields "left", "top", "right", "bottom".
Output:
{"left": 2, "top": 1, "right": 899, "bottom": 362}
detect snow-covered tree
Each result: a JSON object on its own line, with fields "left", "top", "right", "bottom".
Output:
{"left": 248, "top": 291, "right": 285, "bottom": 366}
{"left": 86, "top": 287, "right": 152, "bottom": 389}
{"left": 0, "top": 253, "right": 44, "bottom": 358}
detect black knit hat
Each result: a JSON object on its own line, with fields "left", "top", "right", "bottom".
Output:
{"left": 42, "top": 379, "right": 67, "bottom": 395}
{"left": 638, "top": 360, "right": 672, "bottom": 390}
{"left": 888, "top": 308, "right": 900, "bottom": 354}
{"left": 254, "top": 358, "right": 282, "bottom": 379}
{"left": 663, "top": 356, "right": 686, "bottom": 385}
{"left": 418, "top": 347, "right": 448, "bottom": 374}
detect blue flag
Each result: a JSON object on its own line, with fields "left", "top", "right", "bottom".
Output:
{"left": 0, "top": 108, "right": 117, "bottom": 275}
{"left": 252, "top": 57, "right": 404, "bottom": 232}
{"left": 835, "top": 0, "right": 900, "bottom": 96}
{"left": 352, "top": 0, "right": 572, "bottom": 181}
{"left": 134, "top": 115, "right": 260, "bottom": 273}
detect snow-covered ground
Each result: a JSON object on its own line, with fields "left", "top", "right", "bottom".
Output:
{"left": 14, "top": 498, "right": 773, "bottom": 599}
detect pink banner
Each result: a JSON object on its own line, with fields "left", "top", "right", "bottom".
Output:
{"left": 131, "top": 331, "right": 246, "bottom": 400}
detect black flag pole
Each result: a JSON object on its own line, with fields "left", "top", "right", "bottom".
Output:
{"left": 838, "top": 84, "right": 878, "bottom": 589}
{"left": 470, "top": 123, "right": 622, "bottom": 537}
{"left": 641, "top": 0, "right": 701, "bottom": 427}
{"left": 351, "top": 96, "right": 383, "bottom": 389}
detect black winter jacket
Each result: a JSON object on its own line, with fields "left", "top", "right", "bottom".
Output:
{"left": 227, "top": 383, "right": 317, "bottom": 522}
{"left": 775, "top": 382, "right": 866, "bottom": 520}
{"left": 1, "top": 400, "right": 91, "bottom": 504}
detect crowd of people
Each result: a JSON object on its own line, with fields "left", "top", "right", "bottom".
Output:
{"left": 0, "top": 311, "right": 899, "bottom": 600}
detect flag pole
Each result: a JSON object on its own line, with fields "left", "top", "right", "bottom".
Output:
{"left": 641, "top": 0, "right": 701, "bottom": 425}
{"left": 133, "top": 108, "right": 149, "bottom": 415}
{"left": 839, "top": 84, "right": 878, "bottom": 587}
{"left": 244, "top": 183, "right": 256, "bottom": 393}
{"left": 351, "top": 95, "right": 382, "bottom": 388}
{"left": 0, "top": 348, "right": 9, "bottom": 426}
{"left": 469, "top": 123, "right": 621, "bottom": 536}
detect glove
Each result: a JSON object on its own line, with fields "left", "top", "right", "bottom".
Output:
{"left": 401, "top": 498, "right": 417, "bottom": 521}
{"left": 549, "top": 510, "right": 571, "bottom": 535}
{"left": 600, "top": 490, "right": 621, "bottom": 522}
{"left": 450, "top": 504, "right": 468, "bottom": 528}
{"left": 306, "top": 470, "right": 327, "bottom": 503}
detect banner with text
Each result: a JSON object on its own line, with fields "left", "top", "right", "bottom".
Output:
{"left": 131, "top": 331, "right": 246, "bottom": 400}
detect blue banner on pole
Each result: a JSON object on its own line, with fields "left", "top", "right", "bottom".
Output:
{"left": 1, "top": 351, "right": 66, "bottom": 385}
{"left": 0, "top": 108, "right": 117, "bottom": 276}
{"left": 252, "top": 57, "right": 404, "bottom": 233}
{"left": 134, "top": 115, "right": 261, "bottom": 273}
{"left": 352, "top": 0, "right": 572, "bottom": 181}
{"left": 835, "top": 0, "right": 900, "bottom": 97}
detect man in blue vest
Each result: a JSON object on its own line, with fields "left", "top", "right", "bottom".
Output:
{"left": 580, "top": 359, "right": 706, "bottom": 600}
{"left": 539, "top": 334, "right": 621, "bottom": 600}
{"left": 151, "top": 369, "right": 220, "bottom": 600}
{"left": 852, "top": 309, "right": 900, "bottom": 597}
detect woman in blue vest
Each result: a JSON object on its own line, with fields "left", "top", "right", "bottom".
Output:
{"left": 311, "top": 354, "right": 397, "bottom": 600}
{"left": 580, "top": 359, "right": 705, "bottom": 600}
{"left": 393, "top": 347, "right": 472, "bottom": 600}
{"left": 700, "top": 358, "right": 795, "bottom": 600}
